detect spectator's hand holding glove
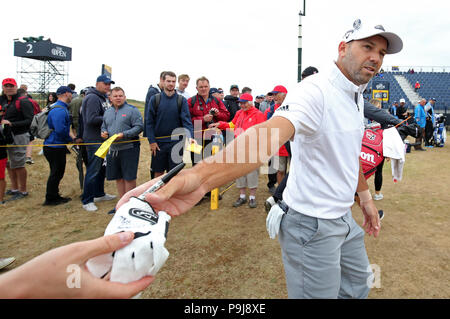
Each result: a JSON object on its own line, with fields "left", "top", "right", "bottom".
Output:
{"left": 86, "top": 197, "right": 171, "bottom": 284}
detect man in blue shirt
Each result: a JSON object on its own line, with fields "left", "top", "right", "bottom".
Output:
{"left": 146, "top": 71, "right": 194, "bottom": 178}
{"left": 43, "top": 86, "right": 75, "bottom": 205}
{"left": 414, "top": 98, "right": 427, "bottom": 151}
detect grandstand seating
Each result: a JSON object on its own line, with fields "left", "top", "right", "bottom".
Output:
{"left": 401, "top": 72, "right": 450, "bottom": 111}
{"left": 366, "top": 71, "right": 450, "bottom": 112}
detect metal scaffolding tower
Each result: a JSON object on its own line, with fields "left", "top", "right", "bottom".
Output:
{"left": 14, "top": 37, "right": 72, "bottom": 104}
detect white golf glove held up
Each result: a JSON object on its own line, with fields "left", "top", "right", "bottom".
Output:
{"left": 86, "top": 196, "right": 171, "bottom": 283}
{"left": 266, "top": 203, "right": 286, "bottom": 239}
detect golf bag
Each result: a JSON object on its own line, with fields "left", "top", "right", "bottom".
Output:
{"left": 361, "top": 123, "right": 421, "bottom": 179}
{"left": 361, "top": 128, "right": 384, "bottom": 179}
{"left": 432, "top": 114, "right": 446, "bottom": 147}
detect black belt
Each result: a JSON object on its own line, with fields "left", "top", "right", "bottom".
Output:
{"left": 278, "top": 200, "right": 289, "bottom": 213}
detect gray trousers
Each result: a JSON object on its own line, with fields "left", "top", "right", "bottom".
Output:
{"left": 278, "top": 208, "right": 372, "bottom": 299}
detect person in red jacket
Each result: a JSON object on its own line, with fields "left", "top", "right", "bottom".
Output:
{"left": 209, "top": 93, "right": 265, "bottom": 208}
{"left": 188, "top": 76, "right": 229, "bottom": 165}
{"left": 263, "top": 85, "right": 289, "bottom": 185}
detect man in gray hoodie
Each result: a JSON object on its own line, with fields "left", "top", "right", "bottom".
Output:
{"left": 81, "top": 75, "right": 117, "bottom": 212}
{"left": 101, "top": 87, "right": 143, "bottom": 198}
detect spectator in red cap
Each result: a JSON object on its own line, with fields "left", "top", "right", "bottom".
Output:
{"left": 209, "top": 93, "right": 265, "bottom": 208}
{"left": 0, "top": 78, "right": 34, "bottom": 201}
{"left": 0, "top": 104, "right": 14, "bottom": 204}
{"left": 264, "top": 85, "right": 289, "bottom": 185}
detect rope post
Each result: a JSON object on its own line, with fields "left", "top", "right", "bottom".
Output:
{"left": 210, "top": 131, "right": 222, "bottom": 210}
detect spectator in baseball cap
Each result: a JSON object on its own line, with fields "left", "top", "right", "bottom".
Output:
{"left": 224, "top": 84, "right": 241, "bottom": 122}
{"left": 96, "top": 74, "right": 115, "bottom": 84}
{"left": 1, "top": 77, "right": 33, "bottom": 201}
{"left": 270, "top": 85, "right": 288, "bottom": 95}
{"left": 56, "top": 86, "right": 76, "bottom": 95}
{"left": 301, "top": 66, "right": 319, "bottom": 80}
{"left": 209, "top": 92, "right": 266, "bottom": 208}
{"left": 2, "top": 78, "right": 17, "bottom": 87}
{"left": 210, "top": 88, "right": 224, "bottom": 102}
{"left": 255, "top": 95, "right": 265, "bottom": 110}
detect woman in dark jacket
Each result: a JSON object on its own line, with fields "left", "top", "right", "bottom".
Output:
{"left": 46, "top": 92, "right": 58, "bottom": 107}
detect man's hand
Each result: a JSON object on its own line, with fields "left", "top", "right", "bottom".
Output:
{"left": 150, "top": 143, "right": 160, "bottom": 156}
{"left": 1, "top": 119, "right": 11, "bottom": 126}
{"left": 116, "top": 168, "right": 207, "bottom": 217}
{"left": 208, "top": 122, "right": 220, "bottom": 129}
{"left": 0, "top": 232, "right": 154, "bottom": 299}
{"left": 210, "top": 108, "right": 219, "bottom": 115}
{"left": 360, "top": 199, "right": 380, "bottom": 238}
{"left": 203, "top": 114, "right": 213, "bottom": 123}
{"left": 101, "top": 131, "right": 109, "bottom": 139}
{"left": 116, "top": 133, "right": 124, "bottom": 140}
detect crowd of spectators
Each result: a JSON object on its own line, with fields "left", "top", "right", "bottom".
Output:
{"left": 0, "top": 72, "right": 298, "bottom": 211}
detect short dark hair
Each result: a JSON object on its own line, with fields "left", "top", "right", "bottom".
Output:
{"left": 163, "top": 71, "right": 177, "bottom": 80}
{"left": 160, "top": 71, "right": 167, "bottom": 79}
{"left": 242, "top": 87, "right": 252, "bottom": 94}
{"left": 68, "top": 83, "right": 76, "bottom": 90}
{"left": 196, "top": 76, "right": 210, "bottom": 86}
{"left": 111, "top": 87, "right": 125, "bottom": 94}
{"left": 17, "top": 88, "right": 27, "bottom": 97}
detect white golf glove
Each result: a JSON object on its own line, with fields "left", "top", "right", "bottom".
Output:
{"left": 86, "top": 196, "right": 171, "bottom": 283}
{"left": 266, "top": 203, "right": 286, "bottom": 239}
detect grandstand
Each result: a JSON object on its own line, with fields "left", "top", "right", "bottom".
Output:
{"left": 365, "top": 68, "right": 450, "bottom": 125}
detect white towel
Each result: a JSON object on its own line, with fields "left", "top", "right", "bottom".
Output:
{"left": 383, "top": 127, "right": 406, "bottom": 182}
{"left": 383, "top": 127, "right": 405, "bottom": 161}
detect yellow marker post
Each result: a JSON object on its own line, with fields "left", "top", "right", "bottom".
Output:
{"left": 210, "top": 143, "right": 220, "bottom": 210}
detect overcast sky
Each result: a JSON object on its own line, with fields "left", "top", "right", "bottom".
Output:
{"left": 1, "top": 0, "right": 449, "bottom": 100}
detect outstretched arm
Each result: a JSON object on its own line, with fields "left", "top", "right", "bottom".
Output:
{"left": 117, "top": 116, "right": 295, "bottom": 217}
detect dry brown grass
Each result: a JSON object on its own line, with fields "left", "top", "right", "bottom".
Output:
{"left": 1, "top": 135, "right": 449, "bottom": 299}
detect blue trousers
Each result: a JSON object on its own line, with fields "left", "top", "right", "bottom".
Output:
{"left": 81, "top": 144, "right": 106, "bottom": 205}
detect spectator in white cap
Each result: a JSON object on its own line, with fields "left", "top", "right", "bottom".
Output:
{"left": 397, "top": 98, "right": 408, "bottom": 120}
{"left": 119, "top": 19, "right": 403, "bottom": 299}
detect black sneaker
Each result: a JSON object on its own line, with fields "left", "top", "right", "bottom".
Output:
{"left": 7, "top": 192, "right": 28, "bottom": 202}
{"left": 6, "top": 189, "right": 19, "bottom": 196}
{"left": 233, "top": 197, "right": 247, "bottom": 207}
{"left": 43, "top": 197, "right": 71, "bottom": 206}
{"left": 378, "top": 210, "right": 384, "bottom": 220}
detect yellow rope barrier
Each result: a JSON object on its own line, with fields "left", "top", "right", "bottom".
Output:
{"left": 0, "top": 128, "right": 211, "bottom": 148}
